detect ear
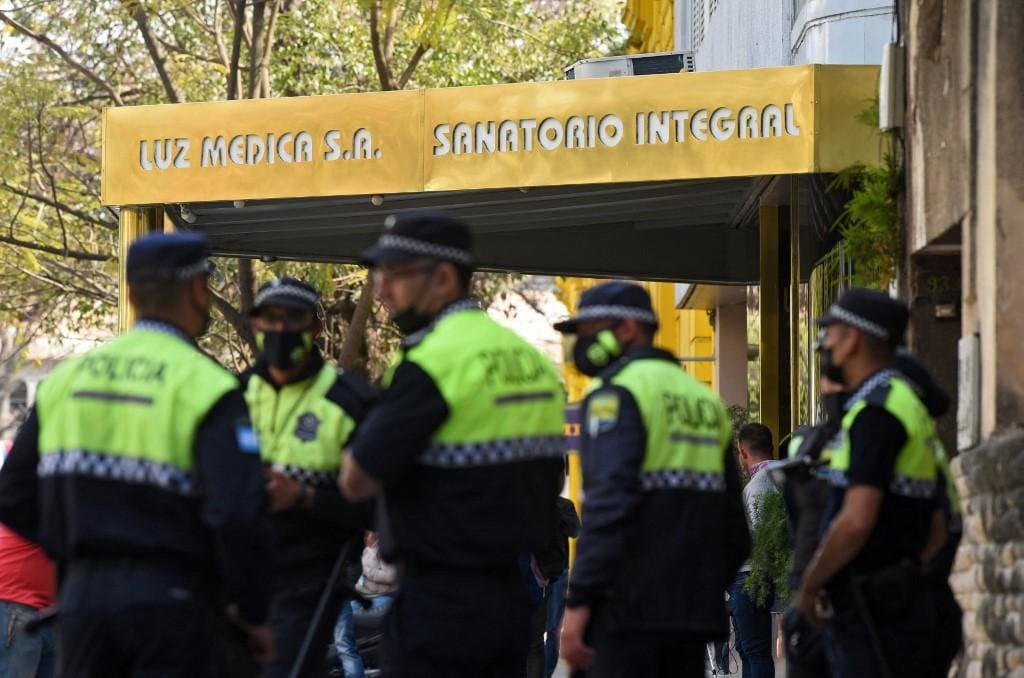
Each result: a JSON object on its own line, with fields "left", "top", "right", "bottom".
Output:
{"left": 436, "top": 262, "right": 460, "bottom": 296}
{"left": 614, "top": 318, "right": 643, "bottom": 346}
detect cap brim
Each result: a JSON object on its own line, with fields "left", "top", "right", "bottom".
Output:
{"left": 553, "top": 317, "right": 581, "bottom": 334}
{"left": 358, "top": 244, "right": 420, "bottom": 267}
{"left": 249, "top": 296, "right": 317, "bottom": 315}
{"left": 816, "top": 312, "right": 840, "bottom": 328}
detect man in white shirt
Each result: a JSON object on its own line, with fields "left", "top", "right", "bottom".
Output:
{"left": 730, "top": 423, "right": 778, "bottom": 678}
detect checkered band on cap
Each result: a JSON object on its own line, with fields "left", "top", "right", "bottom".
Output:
{"left": 254, "top": 283, "right": 320, "bottom": 308}
{"left": 826, "top": 304, "right": 889, "bottom": 340}
{"left": 376, "top": 234, "right": 474, "bottom": 266}
{"left": 574, "top": 304, "right": 657, "bottom": 325}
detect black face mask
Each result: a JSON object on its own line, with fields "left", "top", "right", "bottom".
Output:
{"left": 819, "top": 345, "right": 846, "bottom": 385}
{"left": 820, "top": 391, "right": 850, "bottom": 424}
{"left": 572, "top": 329, "right": 622, "bottom": 377}
{"left": 257, "top": 330, "right": 313, "bottom": 370}
{"left": 391, "top": 307, "right": 434, "bottom": 336}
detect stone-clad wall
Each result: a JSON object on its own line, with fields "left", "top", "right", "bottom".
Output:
{"left": 951, "top": 427, "right": 1024, "bottom": 677}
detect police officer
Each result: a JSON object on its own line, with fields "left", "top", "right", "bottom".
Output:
{"left": 554, "top": 282, "right": 750, "bottom": 677}
{"left": 796, "top": 288, "right": 941, "bottom": 678}
{"left": 891, "top": 349, "right": 963, "bottom": 677}
{"left": 240, "top": 277, "right": 376, "bottom": 678}
{"left": 0, "top": 232, "right": 274, "bottom": 676}
{"left": 339, "top": 211, "right": 566, "bottom": 677}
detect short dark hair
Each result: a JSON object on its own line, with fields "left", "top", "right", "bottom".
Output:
{"left": 861, "top": 332, "right": 897, "bottom": 361}
{"left": 128, "top": 277, "right": 190, "bottom": 316}
{"left": 737, "top": 423, "right": 774, "bottom": 457}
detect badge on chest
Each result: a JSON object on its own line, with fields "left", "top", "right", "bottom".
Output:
{"left": 294, "top": 412, "right": 321, "bottom": 442}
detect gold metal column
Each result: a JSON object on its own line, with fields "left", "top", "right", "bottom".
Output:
{"left": 759, "top": 205, "right": 781, "bottom": 448}
{"left": 117, "top": 207, "right": 164, "bottom": 333}
{"left": 789, "top": 177, "right": 801, "bottom": 433}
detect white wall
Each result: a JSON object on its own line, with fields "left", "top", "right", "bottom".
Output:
{"left": 686, "top": 0, "right": 894, "bottom": 70}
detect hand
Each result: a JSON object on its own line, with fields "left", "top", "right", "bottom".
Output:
{"left": 796, "top": 585, "right": 827, "bottom": 626}
{"left": 265, "top": 468, "right": 302, "bottom": 513}
{"left": 560, "top": 605, "right": 594, "bottom": 670}
{"left": 226, "top": 605, "right": 276, "bottom": 665}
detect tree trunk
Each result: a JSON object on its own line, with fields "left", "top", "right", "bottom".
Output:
{"left": 338, "top": 277, "right": 374, "bottom": 373}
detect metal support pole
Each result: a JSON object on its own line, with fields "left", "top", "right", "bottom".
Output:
{"left": 117, "top": 207, "right": 164, "bottom": 333}
{"left": 759, "top": 205, "right": 781, "bottom": 447}
{"left": 790, "top": 176, "right": 802, "bottom": 432}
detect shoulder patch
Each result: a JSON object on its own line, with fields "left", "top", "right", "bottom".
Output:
{"left": 235, "top": 423, "right": 260, "bottom": 454}
{"left": 587, "top": 390, "right": 621, "bottom": 437}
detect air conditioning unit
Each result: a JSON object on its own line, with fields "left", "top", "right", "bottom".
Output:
{"left": 565, "top": 51, "right": 696, "bottom": 80}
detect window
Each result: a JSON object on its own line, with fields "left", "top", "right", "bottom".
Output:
{"left": 691, "top": 0, "right": 706, "bottom": 49}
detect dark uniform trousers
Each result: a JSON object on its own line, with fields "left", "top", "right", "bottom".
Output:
{"left": 261, "top": 576, "right": 332, "bottom": 678}
{"left": 383, "top": 563, "right": 531, "bottom": 678}
{"left": 58, "top": 561, "right": 215, "bottom": 678}
{"left": 571, "top": 608, "right": 706, "bottom": 678}
{"left": 823, "top": 582, "right": 935, "bottom": 678}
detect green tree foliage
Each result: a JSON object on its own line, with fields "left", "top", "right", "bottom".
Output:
{"left": 829, "top": 100, "right": 902, "bottom": 290}
{"left": 0, "top": 0, "right": 623, "bottom": 375}
{"left": 743, "top": 489, "right": 791, "bottom": 607}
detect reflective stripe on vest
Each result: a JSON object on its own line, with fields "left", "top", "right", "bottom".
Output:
{"left": 35, "top": 326, "right": 238, "bottom": 496}
{"left": 244, "top": 363, "right": 355, "bottom": 487}
{"left": 828, "top": 370, "right": 939, "bottom": 499}
{"left": 594, "top": 357, "right": 731, "bottom": 493}
{"left": 400, "top": 304, "right": 566, "bottom": 469}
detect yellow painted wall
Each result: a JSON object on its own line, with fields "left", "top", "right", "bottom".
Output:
{"left": 623, "top": 0, "right": 675, "bottom": 54}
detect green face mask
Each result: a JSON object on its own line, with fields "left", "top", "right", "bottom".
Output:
{"left": 572, "top": 328, "right": 622, "bottom": 377}
{"left": 256, "top": 330, "right": 314, "bottom": 369}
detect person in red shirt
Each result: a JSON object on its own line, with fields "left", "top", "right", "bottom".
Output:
{"left": 0, "top": 442, "right": 57, "bottom": 678}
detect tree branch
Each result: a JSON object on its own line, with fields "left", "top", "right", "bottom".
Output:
{"left": 123, "top": 0, "right": 182, "bottom": 103}
{"left": 0, "top": 234, "right": 112, "bottom": 262}
{"left": 0, "top": 11, "right": 125, "bottom": 106}
{"left": 227, "top": 0, "right": 246, "bottom": 99}
{"left": 0, "top": 181, "right": 116, "bottom": 231}
{"left": 155, "top": 36, "right": 221, "bottom": 65}
{"left": 397, "top": 43, "right": 429, "bottom": 89}
{"left": 211, "top": 288, "right": 256, "bottom": 353}
{"left": 369, "top": 2, "right": 395, "bottom": 91}
{"left": 339, "top": 278, "right": 374, "bottom": 372}
{"left": 258, "top": 0, "right": 282, "bottom": 97}
{"left": 247, "top": 0, "right": 266, "bottom": 98}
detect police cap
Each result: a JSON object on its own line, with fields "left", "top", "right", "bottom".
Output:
{"left": 359, "top": 210, "right": 474, "bottom": 270}
{"left": 816, "top": 287, "right": 909, "bottom": 345}
{"left": 554, "top": 281, "right": 658, "bottom": 334}
{"left": 250, "top": 277, "right": 320, "bottom": 315}
{"left": 126, "top": 232, "right": 213, "bottom": 284}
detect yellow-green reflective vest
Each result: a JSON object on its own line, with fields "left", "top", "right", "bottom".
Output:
{"left": 244, "top": 363, "right": 356, "bottom": 486}
{"left": 397, "top": 303, "right": 566, "bottom": 467}
{"left": 35, "top": 325, "right": 238, "bottom": 496}
{"left": 593, "top": 357, "right": 732, "bottom": 492}
{"left": 829, "top": 370, "right": 939, "bottom": 499}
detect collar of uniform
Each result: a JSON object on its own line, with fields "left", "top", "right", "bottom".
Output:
{"left": 402, "top": 297, "right": 483, "bottom": 348}
{"left": 252, "top": 346, "right": 326, "bottom": 390}
{"left": 134, "top": 318, "right": 194, "bottom": 345}
{"left": 595, "top": 345, "right": 676, "bottom": 382}
{"left": 845, "top": 367, "right": 898, "bottom": 411}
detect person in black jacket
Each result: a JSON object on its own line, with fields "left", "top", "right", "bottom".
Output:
{"left": 240, "top": 277, "right": 376, "bottom": 678}
{"left": 0, "top": 233, "right": 274, "bottom": 677}
{"left": 555, "top": 282, "right": 750, "bottom": 678}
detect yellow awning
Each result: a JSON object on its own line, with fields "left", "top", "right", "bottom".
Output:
{"left": 102, "top": 64, "right": 879, "bottom": 207}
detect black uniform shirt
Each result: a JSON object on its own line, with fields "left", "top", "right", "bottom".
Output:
{"left": 351, "top": 306, "right": 562, "bottom": 569}
{"left": 0, "top": 321, "right": 273, "bottom": 623}
{"left": 240, "top": 349, "right": 376, "bottom": 587}
{"left": 824, "top": 403, "right": 937, "bottom": 579}
{"left": 567, "top": 347, "right": 749, "bottom": 636}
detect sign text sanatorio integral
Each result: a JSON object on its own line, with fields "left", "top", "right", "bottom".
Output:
{"left": 432, "top": 103, "right": 802, "bottom": 156}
